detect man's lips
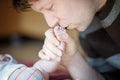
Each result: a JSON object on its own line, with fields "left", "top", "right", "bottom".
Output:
{"left": 56, "top": 24, "right": 69, "bottom": 30}
{"left": 64, "top": 26, "right": 69, "bottom": 30}
{"left": 60, "top": 25, "right": 69, "bottom": 30}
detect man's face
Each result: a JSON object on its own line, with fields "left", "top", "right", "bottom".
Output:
{"left": 30, "top": 0, "right": 98, "bottom": 31}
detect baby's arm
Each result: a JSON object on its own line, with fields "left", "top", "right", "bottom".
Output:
{"left": 33, "top": 26, "right": 65, "bottom": 80}
{"left": 33, "top": 60, "right": 59, "bottom": 80}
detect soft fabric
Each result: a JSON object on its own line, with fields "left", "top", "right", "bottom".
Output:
{"left": 0, "top": 64, "right": 26, "bottom": 80}
{"left": 8, "top": 67, "right": 43, "bottom": 80}
{"left": 0, "top": 54, "right": 26, "bottom": 80}
{"left": 0, "top": 54, "right": 44, "bottom": 80}
{"left": 0, "top": 54, "right": 18, "bottom": 70}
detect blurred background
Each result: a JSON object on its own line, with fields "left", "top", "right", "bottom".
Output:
{"left": 0, "top": 0, "right": 82, "bottom": 66}
{"left": 0, "top": 0, "right": 50, "bottom": 65}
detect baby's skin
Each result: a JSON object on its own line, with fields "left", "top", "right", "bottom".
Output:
{"left": 54, "top": 26, "right": 66, "bottom": 61}
{"left": 34, "top": 26, "right": 66, "bottom": 74}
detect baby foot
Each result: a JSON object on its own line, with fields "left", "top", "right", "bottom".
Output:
{"left": 53, "top": 26, "right": 66, "bottom": 62}
{"left": 54, "top": 26, "right": 66, "bottom": 51}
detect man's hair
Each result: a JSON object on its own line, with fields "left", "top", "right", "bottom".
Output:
{"left": 12, "top": 0, "right": 30, "bottom": 11}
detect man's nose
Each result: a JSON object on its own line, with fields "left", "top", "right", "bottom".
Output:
{"left": 41, "top": 10, "right": 59, "bottom": 27}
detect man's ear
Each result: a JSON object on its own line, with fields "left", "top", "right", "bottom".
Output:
{"left": 97, "top": 0, "right": 107, "bottom": 11}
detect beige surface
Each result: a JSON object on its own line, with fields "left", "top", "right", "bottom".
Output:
{"left": 0, "top": 0, "right": 20, "bottom": 38}
{"left": 0, "top": 0, "right": 48, "bottom": 39}
{"left": 0, "top": 40, "right": 43, "bottom": 62}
